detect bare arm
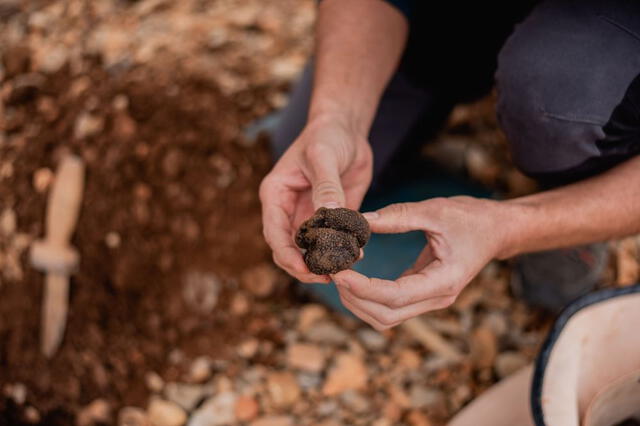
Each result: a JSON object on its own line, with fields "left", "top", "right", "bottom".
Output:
{"left": 260, "top": 0, "right": 409, "bottom": 282}
{"left": 500, "top": 155, "right": 640, "bottom": 258}
{"left": 310, "top": 0, "right": 409, "bottom": 136}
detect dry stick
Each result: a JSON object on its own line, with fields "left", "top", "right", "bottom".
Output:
{"left": 401, "top": 317, "right": 464, "bottom": 362}
{"left": 30, "top": 155, "right": 85, "bottom": 358}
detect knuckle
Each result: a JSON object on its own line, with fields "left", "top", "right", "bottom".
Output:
{"left": 314, "top": 180, "right": 340, "bottom": 198}
{"left": 377, "top": 310, "right": 398, "bottom": 327}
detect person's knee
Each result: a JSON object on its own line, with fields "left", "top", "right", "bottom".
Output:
{"left": 494, "top": 0, "right": 640, "bottom": 178}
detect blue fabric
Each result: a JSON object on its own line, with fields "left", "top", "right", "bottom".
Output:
{"left": 384, "top": 0, "right": 412, "bottom": 18}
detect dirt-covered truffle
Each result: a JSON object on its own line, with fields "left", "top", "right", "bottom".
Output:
{"left": 295, "top": 207, "right": 371, "bottom": 275}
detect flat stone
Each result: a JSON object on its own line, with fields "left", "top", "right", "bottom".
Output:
{"left": 147, "top": 398, "right": 187, "bottom": 426}
{"left": 234, "top": 395, "right": 259, "bottom": 422}
{"left": 77, "top": 399, "right": 112, "bottom": 426}
{"left": 286, "top": 343, "right": 325, "bottom": 372}
{"left": 266, "top": 372, "right": 300, "bottom": 408}
{"left": 304, "top": 321, "right": 349, "bottom": 345}
{"left": 188, "top": 392, "right": 236, "bottom": 426}
{"left": 164, "top": 383, "right": 206, "bottom": 412}
{"left": 118, "top": 407, "right": 150, "bottom": 426}
{"left": 241, "top": 263, "right": 279, "bottom": 297}
{"left": 249, "top": 416, "right": 294, "bottom": 426}
{"left": 356, "top": 329, "right": 387, "bottom": 351}
{"left": 189, "top": 356, "right": 212, "bottom": 383}
{"left": 322, "top": 353, "right": 368, "bottom": 396}
{"left": 297, "top": 304, "right": 327, "bottom": 332}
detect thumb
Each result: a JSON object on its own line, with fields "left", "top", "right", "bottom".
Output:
{"left": 309, "top": 161, "right": 346, "bottom": 210}
{"left": 363, "top": 202, "right": 424, "bottom": 234}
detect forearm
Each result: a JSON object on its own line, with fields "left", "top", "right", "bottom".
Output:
{"left": 309, "top": 0, "right": 408, "bottom": 137}
{"left": 499, "top": 156, "right": 640, "bottom": 259}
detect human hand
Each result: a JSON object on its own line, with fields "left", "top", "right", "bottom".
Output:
{"left": 332, "top": 196, "right": 512, "bottom": 329}
{"left": 260, "top": 115, "right": 373, "bottom": 283}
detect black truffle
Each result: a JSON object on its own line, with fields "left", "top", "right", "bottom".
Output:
{"left": 295, "top": 207, "right": 371, "bottom": 275}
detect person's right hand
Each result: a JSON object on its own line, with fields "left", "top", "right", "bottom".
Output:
{"left": 259, "top": 115, "right": 373, "bottom": 283}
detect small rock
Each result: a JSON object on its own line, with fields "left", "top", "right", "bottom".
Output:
{"left": 74, "top": 112, "right": 105, "bottom": 139}
{"left": 249, "top": 416, "right": 294, "bottom": 426}
{"left": 230, "top": 292, "right": 250, "bottom": 316}
{"left": 241, "top": 263, "right": 279, "bottom": 297}
{"left": 237, "top": 338, "right": 259, "bottom": 359}
{"left": 36, "top": 45, "right": 68, "bottom": 74}
{"left": 36, "top": 96, "right": 59, "bottom": 122}
{"left": 382, "top": 401, "right": 402, "bottom": 423}
{"left": 495, "top": 351, "right": 528, "bottom": 379}
{"left": 105, "top": 232, "right": 121, "bottom": 249}
{"left": 188, "top": 356, "right": 212, "bottom": 383}
{"left": 470, "top": 326, "right": 498, "bottom": 369}
{"left": 188, "top": 391, "right": 236, "bottom": 426}
{"left": 0, "top": 208, "right": 16, "bottom": 236}
{"left": 145, "top": 372, "right": 164, "bottom": 393}
{"left": 305, "top": 321, "right": 349, "bottom": 345}
{"left": 296, "top": 372, "right": 322, "bottom": 390}
{"left": 340, "top": 390, "right": 370, "bottom": 413}
{"left": 147, "top": 398, "right": 187, "bottom": 426}
{"left": 164, "top": 383, "right": 206, "bottom": 412}
{"left": 32, "top": 168, "right": 53, "bottom": 193}
{"left": 24, "top": 406, "right": 40, "bottom": 423}
{"left": 163, "top": 149, "right": 184, "bottom": 178}
{"left": 406, "top": 410, "right": 432, "bottom": 426}
{"left": 322, "top": 353, "right": 368, "bottom": 396}
{"left": 112, "top": 95, "right": 129, "bottom": 111}
{"left": 409, "top": 385, "right": 445, "bottom": 411}
{"left": 286, "top": 343, "right": 325, "bottom": 372}
{"left": 297, "top": 304, "right": 326, "bottom": 332}
{"left": 4, "top": 382, "right": 26, "bottom": 405}
{"left": 118, "top": 407, "right": 150, "bottom": 426}
{"left": 266, "top": 372, "right": 300, "bottom": 407}
{"left": 77, "top": 399, "right": 111, "bottom": 426}
{"left": 113, "top": 112, "right": 137, "bottom": 140}
{"left": 182, "top": 271, "right": 220, "bottom": 314}
{"left": 234, "top": 395, "right": 259, "bottom": 422}
{"left": 316, "top": 400, "right": 338, "bottom": 417}
{"left": 357, "top": 329, "right": 387, "bottom": 351}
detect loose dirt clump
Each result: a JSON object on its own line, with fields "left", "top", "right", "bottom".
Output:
{"left": 295, "top": 207, "right": 370, "bottom": 275}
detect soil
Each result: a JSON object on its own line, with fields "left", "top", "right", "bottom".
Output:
{"left": 0, "top": 61, "right": 277, "bottom": 423}
{"left": 295, "top": 208, "right": 370, "bottom": 275}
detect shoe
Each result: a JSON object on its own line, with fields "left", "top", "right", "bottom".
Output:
{"left": 510, "top": 243, "right": 609, "bottom": 312}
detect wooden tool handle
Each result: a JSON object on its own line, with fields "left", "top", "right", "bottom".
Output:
{"left": 46, "top": 155, "right": 85, "bottom": 246}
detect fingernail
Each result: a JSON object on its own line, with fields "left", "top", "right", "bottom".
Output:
{"left": 323, "top": 202, "right": 340, "bottom": 209}
{"left": 363, "top": 211, "right": 379, "bottom": 220}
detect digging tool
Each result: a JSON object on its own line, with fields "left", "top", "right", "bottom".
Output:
{"left": 30, "top": 154, "right": 85, "bottom": 358}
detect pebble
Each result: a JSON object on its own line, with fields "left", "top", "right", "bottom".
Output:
{"left": 182, "top": 271, "right": 220, "bottom": 314}
{"left": 36, "top": 45, "right": 68, "bottom": 74}
{"left": 145, "top": 371, "right": 164, "bottom": 393}
{"left": 297, "top": 304, "right": 326, "bottom": 332}
{"left": 74, "top": 112, "right": 105, "bottom": 139}
{"left": 296, "top": 372, "right": 322, "bottom": 390}
{"left": 0, "top": 208, "right": 16, "bottom": 236}
{"left": 286, "top": 343, "right": 325, "bottom": 373}
{"left": 249, "top": 416, "right": 294, "bottom": 426}
{"left": 4, "top": 382, "right": 26, "bottom": 405}
{"left": 237, "top": 338, "right": 259, "bottom": 359}
{"left": 340, "top": 390, "right": 370, "bottom": 413}
{"left": 304, "top": 321, "right": 349, "bottom": 345}
{"left": 24, "top": 406, "right": 40, "bottom": 423}
{"left": 105, "top": 232, "right": 121, "bottom": 249}
{"left": 470, "top": 326, "right": 498, "bottom": 369}
{"left": 188, "top": 391, "right": 236, "bottom": 426}
{"left": 234, "top": 395, "right": 259, "bottom": 422}
{"left": 266, "top": 372, "right": 300, "bottom": 407}
{"left": 230, "top": 292, "right": 250, "bottom": 316}
{"left": 495, "top": 351, "right": 528, "bottom": 379}
{"left": 77, "top": 399, "right": 112, "bottom": 426}
{"left": 118, "top": 407, "right": 150, "bottom": 426}
{"left": 164, "top": 382, "right": 206, "bottom": 411}
{"left": 188, "top": 356, "right": 212, "bottom": 383}
{"left": 147, "top": 398, "right": 187, "bottom": 426}
{"left": 32, "top": 167, "right": 54, "bottom": 193}
{"left": 406, "top": 410, "right": 432, "bottom": 426}
{"left": 356, "top": 329, "right": 387, "bottom": 351}
{"left": 241, "top": 263, "right": 279, "bottom": 297}
{"left": 409, "top": 385, "right": 445, "bottom": 411}
{"left": 322, "top": 353, "right": 368, "bottom": 396}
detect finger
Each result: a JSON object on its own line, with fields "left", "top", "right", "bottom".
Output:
{"left": 339, "top": 285, "right": 454, "bottom": 327}
{"left": 333, "top": 262, "right": 456, "bottom": 309}
{"left": 337, "top": 286, "right": 392, "bottom": 330}
{"left": 272, "top": 252, "right": 330, "bottom": 284}
{"left": 308, "top": 154, "right": 346, "bottom": 210}
{"left": 401, "top": 244, "right": 436, "bottom": 277}
{"left": 362, "top": 202, "right": 426, "bottom": 234}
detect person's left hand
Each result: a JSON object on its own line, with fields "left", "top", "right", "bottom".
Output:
{"left": 332, "top": 196, "right": 512, "bottom": 330}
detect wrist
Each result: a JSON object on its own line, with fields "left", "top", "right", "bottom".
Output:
{"left": 493, "top": 199, "right": 539, "bottom": 260}
{"left": 308, "top": 100, "right": 370, "bottom": 138}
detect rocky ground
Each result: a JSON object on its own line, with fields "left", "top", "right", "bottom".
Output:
{"left": 1, "top": 1, "right": 639, "bottom": 425}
